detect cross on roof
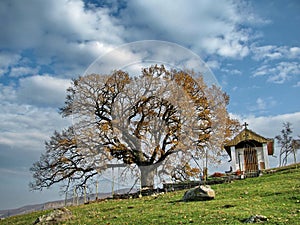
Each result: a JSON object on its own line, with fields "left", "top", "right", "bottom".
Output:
{"left": 243, "top": 122, "right": 249, "bottom": 129}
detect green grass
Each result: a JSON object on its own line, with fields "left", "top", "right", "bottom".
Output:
{"left": 2, "top": 166, "right": 300, "bottom": 225}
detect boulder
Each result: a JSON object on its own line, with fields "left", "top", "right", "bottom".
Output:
{"left": 182, "top": 185, "right": 215, "bottom": 202}
{"left": 34, "top": 207, "right": 72, "bottom": 225}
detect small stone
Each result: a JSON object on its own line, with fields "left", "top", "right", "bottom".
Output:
{"left": 243, "top": 214, "right": 268, "bottom": 223}
{"left": 34, "top": 207, "right": 72, "bottom": 225}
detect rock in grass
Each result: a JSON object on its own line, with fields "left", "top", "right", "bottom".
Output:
{"left": 34, "top": 207, "right": 72, "bottom": 225}
{"left": 182, "top": 185, "right": 215, "bottom": 202}
{"left": 243, "top": 214, "right": 268, "bottom": 223}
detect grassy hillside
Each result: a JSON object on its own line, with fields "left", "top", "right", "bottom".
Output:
{"left": 1, "top": 166, "right": 299, "bottom": 225}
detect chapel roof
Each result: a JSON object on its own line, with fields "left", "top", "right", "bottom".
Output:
{"left": 225, "top": 128, "right": 273, "bottom": 147}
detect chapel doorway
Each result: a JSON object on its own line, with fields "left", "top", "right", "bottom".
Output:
{"left": 244, "top": 146, "right": 258, "bottom": 176}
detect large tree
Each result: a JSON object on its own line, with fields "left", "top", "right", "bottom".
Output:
{"left": 30, "top": 65, "right": 238, "bottom": 192}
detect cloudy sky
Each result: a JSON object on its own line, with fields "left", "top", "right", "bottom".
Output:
{"left": 0, "top": 0, "right": 300, "bottom": 210}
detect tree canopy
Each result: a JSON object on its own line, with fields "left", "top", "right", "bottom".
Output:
{"left": 275, "top": 122, "right": 299, "bottom": 166}
{"left": 30, "top": 65, "right": 239, "bottom": 192}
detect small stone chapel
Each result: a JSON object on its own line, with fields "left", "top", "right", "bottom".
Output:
{"left": 224, "top": 123, "right": 274, "bottom": 177}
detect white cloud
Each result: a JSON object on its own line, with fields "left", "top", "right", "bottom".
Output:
{"left": 256, "top": 97, "right": 266, "bottom": 110}
{"left": 0, "top": 83, "right": 17, "bottom": 102}
{"left": 221, "top": 67, "right": 242, "bottom": 75}
{"left": 9, "top": 66, "right": 40, "bottom": 77}
{"left": 267, "top": 62, "right": 300, "bottom": 84}
{"left": 121, "top": 0, "right": 257, "bottom": 58}
{"left": 201, "top": 36, "right": 250, "bottom": 58}
{"left": 85, "top": 40, "right": 220, "bottom": 88}
{"left": 253, "top": 61, "right": 300, "bottom": 84}
{"left": 293, "top": 81, "right": 300, "bottom": 87}
{"left": 0, "top": 51, "right": 21, "bottom": 76}
{"left": 0, "top": 103, "right": 71, "bottom": 151}
{"left": 0, "top": 0, "right": 124, "bottom": 76}
{"left": 0, "top": 0, "right": 270, "bottom": 77}
{"left": 17, "top": 75, "right": 71, "bottom": 108}
{"left": 251, "top": 45, "right": 300, "bottom": 61}
{"left": 205, "top": 60, "right": 220, "bottom": 70}
{"left": 232, "top": 86, "right": 238, "bottom": 91}
{"left": 290, "top": 47, "right": 300, "bottom": 57}
{"left": 0, "top": 0, "right": 124, "bottom": 49}
{"left": 0, "top": 76, "right": 72, "bottom": 205}
{"left": 247, "top": 97, "right": 277, "bottom": 114}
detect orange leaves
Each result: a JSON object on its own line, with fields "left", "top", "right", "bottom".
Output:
{"left": 185, "top": 164, "right": 200, "bottom": 178}
{"left": 100, "top": 122, "right": 111, "bottom": 132}
{"left": 59, "top": 156, "right": 70, "bottom": 163}
{"left": 58, "top": 138, "right": 77, "bottom": 148}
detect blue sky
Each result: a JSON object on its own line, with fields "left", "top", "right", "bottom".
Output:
{"left": 0, "top": 0, "right": 299, "bottom": 210}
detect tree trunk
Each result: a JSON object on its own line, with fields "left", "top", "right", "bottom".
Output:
{"left": 293, "top": 148, "right": 297, "bottom": 164}
{"left": 139, "top": 165, "right": 157, "bottom": 189}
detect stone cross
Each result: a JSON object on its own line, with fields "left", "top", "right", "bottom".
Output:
{"left": 243, "top": 122, "right": 249, "bottom": 139}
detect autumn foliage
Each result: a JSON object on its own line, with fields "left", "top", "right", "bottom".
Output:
{"left": 30, "top": 65, "right": 239, "bottom": 191}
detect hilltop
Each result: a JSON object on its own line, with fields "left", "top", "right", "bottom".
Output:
{"left": 1, "top": 164, "right": 299, "bottom": 224}
{"left": 0, "top": 188, "right": 135, "bottom": 219}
